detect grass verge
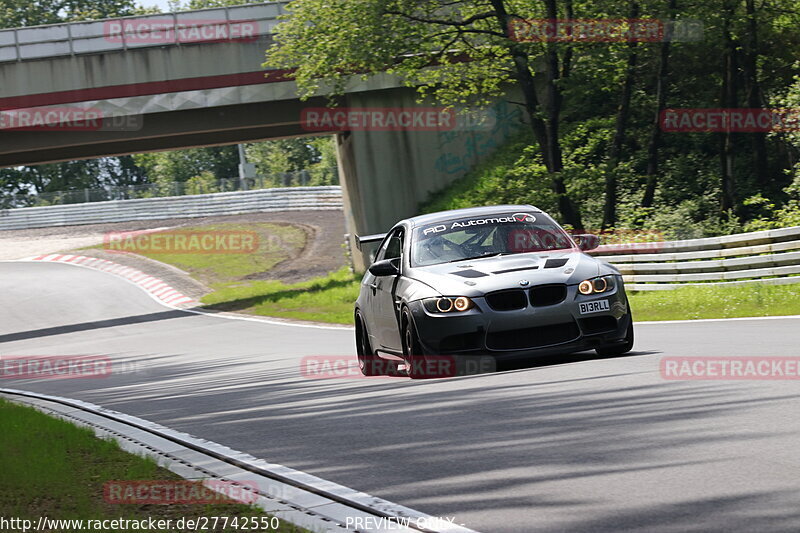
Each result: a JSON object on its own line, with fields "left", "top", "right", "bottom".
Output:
{"left": 0, "top": 398, "right": 304, "bottom": 532}
{"left": 628, "top": 282, "right": 800, "bottom": 321}
{"left": 419, "top": 132, "right": 537, "bottom": 214}
{"left": 86, "top": 221, "right": 357, "bottom": 324}
{"left": 205, "top": 269, "right": 800, "bottom": 324}
{"left": 88, "top": 222, "right": 800, "bottom": 324}
{"left": 98, "top": 222, "right": 307, "bottom": 285}
{"left": 202, "top": 267, "right": 360, "bottom": 324}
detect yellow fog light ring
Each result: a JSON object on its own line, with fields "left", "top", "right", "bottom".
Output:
{"left": 454, "top": 296, "right": 473, "bottom": 311}
{"left": 592, "top": 277, "right": 608, "bottom": 293}
{"left": 578, "top": 280, "right": 594, "bottom": 295}
{"left": 436, "top": 297, "right": 454, "bottom": 312}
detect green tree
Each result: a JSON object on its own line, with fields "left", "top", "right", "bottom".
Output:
{"left": 131, "top": 137, "right": 336, "bottom": 189}
{"left": 185, "top": 170, "right": 220, "bottom": 195}
{"left": 244, "top": 136, "right": 337, "bottom": 185}
{"left": 132, "top": 146, "right": 239, "bottom": 185}
{"left": 307, "top": 136, "right": 339, "bottom": 185}
{"left": 0, "top": 0, "right": 141, "bottom": 26}
{"left": 265, "top": 0, "right": 588, "bottom": 227}
{"left": 0, "top": 0, "right": 149, "bottom": 205}
{"left": 0, "top": 0, "right": 333, "bottom": 206}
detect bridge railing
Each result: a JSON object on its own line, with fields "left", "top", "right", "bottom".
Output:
{"left": 0, "top": 186, "right": 343, "bottom": 231}
{"left": 589, "top": 226, "right": 800, "bottom": 290}
{"left": 0, "top": 1, "right": 289, "bottom": 63}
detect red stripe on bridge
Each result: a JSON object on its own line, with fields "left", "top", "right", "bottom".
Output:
{"left": 0, "top": 69, "right": 295, "bottom": 110}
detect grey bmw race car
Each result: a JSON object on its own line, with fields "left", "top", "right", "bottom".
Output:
{"left": 354, "top": 205, "right": 634, "bottom": 378}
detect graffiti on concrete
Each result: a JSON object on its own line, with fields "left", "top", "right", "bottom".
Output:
{"left": 435, "top": 101, "right": 525, "bottom": 176}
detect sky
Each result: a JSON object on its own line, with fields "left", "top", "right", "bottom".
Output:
{"left": 137, "top": 0, "right": 175, "bottom": 12}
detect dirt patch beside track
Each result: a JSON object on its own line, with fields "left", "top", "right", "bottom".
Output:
{"left": 0, "top": 210, "right": 349, "bottom": 299}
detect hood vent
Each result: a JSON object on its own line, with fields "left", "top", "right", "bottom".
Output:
{"left": 492, "top": 266, "right": 539, "bottom": 275}
{"left": 544, "top": 258, "right": 569, "bottom": 269}
{"left": 451, "top": 269, "right": 489, "bottom": 278}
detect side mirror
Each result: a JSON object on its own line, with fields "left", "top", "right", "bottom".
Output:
{"left": 368, "top": 258, "right": 400, "bottom": 277}
{"left": 572, "top": 234, "right": 600, "bottom": 251}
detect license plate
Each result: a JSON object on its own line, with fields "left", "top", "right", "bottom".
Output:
{"left": 579, "top": 299, "right": 610, "bottom": 314}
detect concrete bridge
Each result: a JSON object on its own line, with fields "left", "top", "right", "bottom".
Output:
{"left": 0, "top": 2, "right": 526, "bottom": 267}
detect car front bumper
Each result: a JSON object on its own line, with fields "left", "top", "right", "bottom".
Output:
{"left": 407, "top": 281, "right": 631, "bottom": 361}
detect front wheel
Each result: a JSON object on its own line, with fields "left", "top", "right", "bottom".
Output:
{"left": 401, "top": 307, "right": 428, "bottom": 379}
{"left": 355, "top": 311, "right": 383, "bottom": 376}
{"left": 596, "top": 319, "right": 634, "bottom": 357}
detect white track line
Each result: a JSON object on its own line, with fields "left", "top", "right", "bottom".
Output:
{"left": 5, "top": 258, "right": 352, "bottom": 331}
{"left": 4, "top": 258, "right": 798, "bottom": 330}
{"left": 635, "top": 315, "right": 800, "bottom": 325}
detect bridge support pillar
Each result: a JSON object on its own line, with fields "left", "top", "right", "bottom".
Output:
{"left": 334, "top": 87, "right": 527, "bottom": 271}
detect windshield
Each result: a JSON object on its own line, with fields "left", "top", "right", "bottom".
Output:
{"left": 411, "top": 212, "right": 575, "bottom": 266}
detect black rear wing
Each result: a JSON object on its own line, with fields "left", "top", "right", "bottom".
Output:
{"left": 355, "top": 233, "right": 386, "bottom": 251}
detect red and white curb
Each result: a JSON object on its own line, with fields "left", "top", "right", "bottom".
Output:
{"left": 28, "top": 254, "right": 196, "bottom": 308}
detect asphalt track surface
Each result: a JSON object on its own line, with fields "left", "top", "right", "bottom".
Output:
{"left": 2, "top": 261, "right": 800, "bottom": 532}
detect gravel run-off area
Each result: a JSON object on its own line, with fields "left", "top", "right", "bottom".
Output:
{"left": 0, "top": 210, "right": 350, "bottom": 301}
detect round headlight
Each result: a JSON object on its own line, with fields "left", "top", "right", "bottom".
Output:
{"left": 592, "top": 277, "right": 608, "bottom": 293}
{"left": 436, "top": 297, "right": 454, "bottom": 313}
{"left": 454, "top": 296, "right": 472, "bottom": 311}
{"left": 578, "top": 280, "right": 594, "bottom": 295}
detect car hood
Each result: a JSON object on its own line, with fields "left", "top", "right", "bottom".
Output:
{"left": 408, "top": 251, "right": 614, "bottom": 298}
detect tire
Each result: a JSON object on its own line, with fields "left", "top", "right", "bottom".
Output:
{"left": 596, "top": 319, "right": 634, "bottom": 357}
{"left": 355, "top": 311, "right": 383, "bottom": 376}
{"left": 401, "top": 307, "right": 427, "bottom": 379}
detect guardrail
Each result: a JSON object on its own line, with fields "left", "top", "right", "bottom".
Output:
{"left": 0, "top": 1, "right": 289, "bottom": 63}
{"left": 590, "top": 226, "right": 800, "bottom": 290}
{"left": 1, "top": 169, "right": 337, "bottom": 208}
{"left": 0, "top": 186, "right": 343, "bottom": 231}
{"left": 2, "top": 388, "right": 475, "bottom": 533}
